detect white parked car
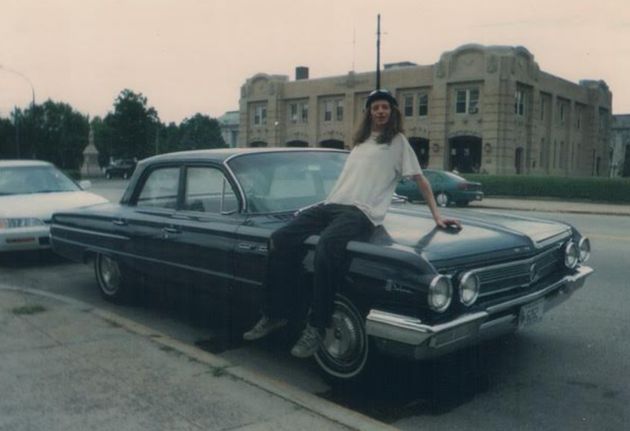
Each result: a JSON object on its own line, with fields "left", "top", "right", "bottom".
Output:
{"left": 0, "top": 160, "right": 108, "bottom": 252}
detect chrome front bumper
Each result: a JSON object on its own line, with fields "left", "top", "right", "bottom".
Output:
{"left": 366, "top": 265, "right": 593, "bottom": 360}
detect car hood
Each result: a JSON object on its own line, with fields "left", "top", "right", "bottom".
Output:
{"left": 378, "top": 204, "right": 572, "bottom": 263}
{"left": 0, "top": 191, "right": 109, "bottom": 221}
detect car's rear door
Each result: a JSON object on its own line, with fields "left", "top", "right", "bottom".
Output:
{"left": 122, "top": 164, "right": 183, "bottom": 281}
{"left": 161, "top": 164, "right": 243, "bottom": 297}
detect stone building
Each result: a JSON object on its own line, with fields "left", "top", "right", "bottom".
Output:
{"left": 218, "top": 110, "right": 240, "bottom": 148}
{"left": 610, "top": 114, "right": 630, "bottom": 177}
{"left": 238, "top": 44, "right": 612, "bottom": 176}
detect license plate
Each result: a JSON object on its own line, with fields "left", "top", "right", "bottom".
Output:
{"left": 518, "top": 299, "right": 545, "bottom": 329}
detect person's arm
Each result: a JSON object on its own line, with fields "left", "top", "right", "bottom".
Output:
{"left": 412, "top": 174, "right": 461, "bottom": 229}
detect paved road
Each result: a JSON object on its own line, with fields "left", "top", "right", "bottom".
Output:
{"left": 3, "top": 180, "right": 628, "bottom": 430}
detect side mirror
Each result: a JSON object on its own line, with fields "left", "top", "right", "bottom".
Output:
{"left": 79, "top": 180, "right": 92, "bottom": 190}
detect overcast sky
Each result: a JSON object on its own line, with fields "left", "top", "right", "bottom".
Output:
{"left": 1, "top": 0, "right": 629, "bottom": 123}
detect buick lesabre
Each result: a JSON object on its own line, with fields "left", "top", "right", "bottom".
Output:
{"left": 50, "top": 148, "right": 593, "bottom": 381}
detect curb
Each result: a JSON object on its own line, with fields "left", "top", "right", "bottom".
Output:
{"left": 0, "top": 284, "right": 397, "bottom": 431}
{"left": 469, "top": 202, "right": 630, "bottom": 217}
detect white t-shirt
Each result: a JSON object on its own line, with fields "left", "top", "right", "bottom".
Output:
{"left": 325, "top": 133, "right": 422, "bottom": 225}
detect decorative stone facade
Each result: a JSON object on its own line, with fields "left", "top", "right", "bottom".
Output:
{"left": 238, "top": 44, "right": 612, "bottom": 176}
{"left": 610, "top": 114, "right": 630, "bottom": 177}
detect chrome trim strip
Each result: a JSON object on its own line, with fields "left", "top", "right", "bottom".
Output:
{"left": 51, "top": 224, "right": 129, "bottom": 241}
{"left": 222, "top": 160, "right": 248, "bottom": 213}
{"left": 51, "top": 236, "right": 260, "bottom": 286}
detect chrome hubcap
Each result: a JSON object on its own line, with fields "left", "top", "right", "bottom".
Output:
{"left": 99, "top": 255, "right": 121, "bottom": 295}
{"left": 322, "top": 308, "right": 361, "bottom": 362}
{"left": 436, "top": 193, "right": 448, "bottom": 206}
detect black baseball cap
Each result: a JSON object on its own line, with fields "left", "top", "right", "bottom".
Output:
{"left": 365, "top": 89, "right": 399, "bottom": 109}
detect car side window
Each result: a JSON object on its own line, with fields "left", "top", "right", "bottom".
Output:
{"left": 136, "top": 167, "right": 180, "bottom": 209}
{"left": 184, "top": 167, "right": 239, "bottom": 214}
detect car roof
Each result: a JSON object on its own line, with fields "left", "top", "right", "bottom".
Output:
{"left": 139, "top": 147, "right": 348, "bottom": 165}
{"left": 0, "top": 159, "right": 53, "bottom": 168}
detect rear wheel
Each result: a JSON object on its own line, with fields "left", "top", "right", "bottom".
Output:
{"left": 436, "top": 192, "right": 450, "bottom": 207}
{"left": 123, "top": 171, "right": 129, "bottom": 180}
{"left": 94, "top": 253, "right": 134, "bottom": 303}
{"left": 315, "top": 294, "right": 371, "bottom": 381}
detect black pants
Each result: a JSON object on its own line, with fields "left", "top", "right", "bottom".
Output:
{"left": 265, "top": 203, "right": 374, "bottom": 330}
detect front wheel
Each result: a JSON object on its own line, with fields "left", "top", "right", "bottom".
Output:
{"left": 315, "top": 294, "right": 371, "bottom": 381}
{"left": 94, "top": 253, "right": 134, "bottom": 303}
{"left": 435, "top": 192, "right": 450, "bottom": 207}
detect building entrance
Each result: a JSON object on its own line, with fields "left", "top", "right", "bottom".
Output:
{"left": 408, "top": 137, "right": 429, "bottom": 168}
{"left": 448, "top": 136, "right": 481, "bottom": 173}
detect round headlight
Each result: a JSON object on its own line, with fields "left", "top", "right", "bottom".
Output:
{"left": 458, "top": 271, "right": 480, "bottom": 306}
{"left": 578, "top": 237, "right": 591, "bottom": 263}
{"left": 428, "top": 275, "right": 453, "bottom": 312}
{"left": 564, "top": 241, "right": 579, "bottom": 269}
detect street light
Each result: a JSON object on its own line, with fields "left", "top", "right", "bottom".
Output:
{"left": 0, "top": 64, "right": 36, "bottom": 158}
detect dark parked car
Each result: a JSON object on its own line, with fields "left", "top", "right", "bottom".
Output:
{"left": 396, "top": 169, "right": 483, "bottom": 207}
{"left": 105, "top": 159, "right": 136, "bottom": 179}
{"left": 50, "top": 148, "right": 592, "bottom": 381}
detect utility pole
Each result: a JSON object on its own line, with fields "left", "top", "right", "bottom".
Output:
{"left": 376, "top": 14, "right": 381, "bottom": 90}
{"left": 0, "top": 65, "right": 36, "bottom": 158}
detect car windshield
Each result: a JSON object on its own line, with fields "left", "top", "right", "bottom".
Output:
{"left": 0, "top": 165, "right": 80, "bottom": 195}
{"left": 227, "top": 151, "right": 347, "bottom": 213}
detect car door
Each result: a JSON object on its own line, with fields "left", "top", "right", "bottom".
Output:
{"left": 161, "top": 164, "right": 243, "bottom": 297}
{"left": 122, "top": 164, "right": 183, "bottom": 281}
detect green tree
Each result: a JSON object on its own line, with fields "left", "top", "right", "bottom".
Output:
{"left": 91, "top": 116, "right": 114, "bottom": 167}
{"left": 157, "top": 122, "right": 181, "bottom": 154}
{"left": 10, "top": 101, "right": 89, "bottom": 170}
{"left": 178, "top": 114, "right": 226, "bottom": 151}
{"left": 105, "top": 89, "right": 159, "bottom": 160}
{"left": 0, "top": 117, "right": 16, "bottom": 158}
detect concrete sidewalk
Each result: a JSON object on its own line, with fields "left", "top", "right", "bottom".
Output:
{"left": 469, "top": 197, "right": 630, "bottom": 216}
{"left": 0, "top": 287, "right": 393, "bottom": 431}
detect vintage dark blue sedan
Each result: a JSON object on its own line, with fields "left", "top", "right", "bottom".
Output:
{"left": 50, "top": 148, "right": 593, "bottom": 381}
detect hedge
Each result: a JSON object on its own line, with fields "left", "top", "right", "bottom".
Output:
{"left": 463, "top": 174, "right": 630, "bottom": 204}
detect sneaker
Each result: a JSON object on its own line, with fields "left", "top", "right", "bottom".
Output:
{"left": 242, "top": 315, "right": 288, "bottom": 341}
{"left": 290, "top": 324, "right": 323, "bottom": 358}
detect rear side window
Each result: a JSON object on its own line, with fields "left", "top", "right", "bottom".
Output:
{"left": 136, "top": 167, "right": 180, "bottom": 209}
{"left": 183, "top": 167, "right": 239, "bottom": 214}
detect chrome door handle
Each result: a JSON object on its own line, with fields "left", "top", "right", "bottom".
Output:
{"left": 112, "top": 219, "right": 127, "bottom": 226}
{"left": 162, "top": 227, "right": 181, "bottom": 234}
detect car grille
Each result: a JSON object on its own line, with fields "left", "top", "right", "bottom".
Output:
{"left": 436, "top": 243, "right": 565, "bottom": 299}
{"left": 474, "top": 244, "right": 564, "bottom": 297}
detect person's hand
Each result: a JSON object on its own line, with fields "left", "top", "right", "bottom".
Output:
{"left": 437, "top": 218, "right": 462, "bottom": 231}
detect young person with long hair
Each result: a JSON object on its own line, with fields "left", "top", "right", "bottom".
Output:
{"left": 243, "top": 89, "right": 461, "bottom": 358}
